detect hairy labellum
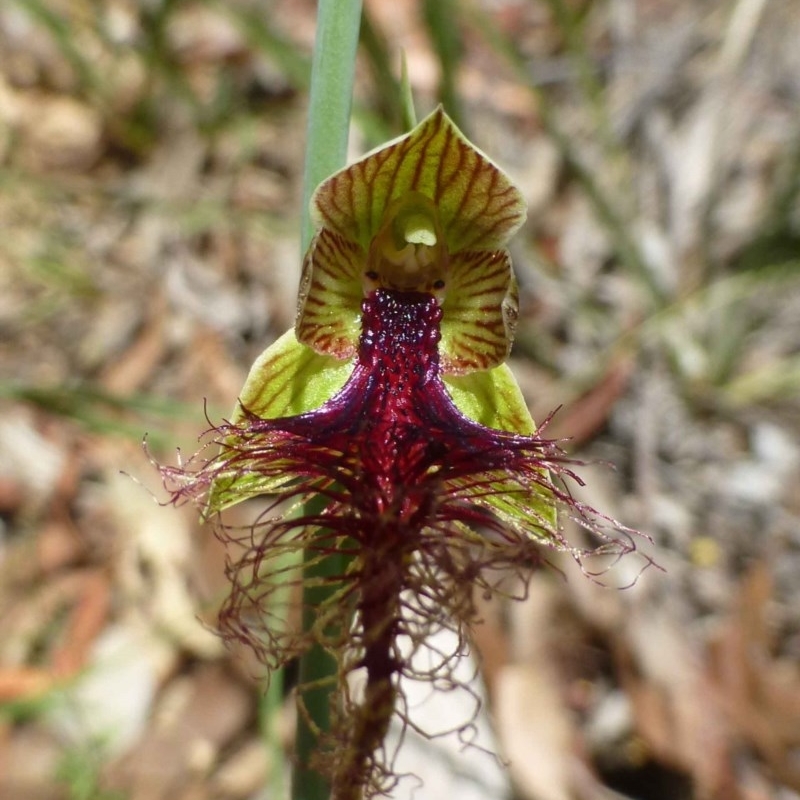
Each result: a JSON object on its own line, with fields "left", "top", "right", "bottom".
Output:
{"left": 157, "top": 107, "right": 652, "bottom": 799}
{"left": 159, "top": 288, "right": 647, "bottom": 799}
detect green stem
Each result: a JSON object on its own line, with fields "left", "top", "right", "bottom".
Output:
{"left": 301, "top": 0, "right": 364, "bottom": 252}
{"left": 295, "top": 2, "right": 363, "bottom": 799}
{"left": 295, "top": 548, "right": 340, "bottom": 800}
{"left": 262, "top": 673, "right": 285, "bottom": 799}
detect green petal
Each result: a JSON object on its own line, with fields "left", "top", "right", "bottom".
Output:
{"left": 439, "top": 250, "right": 518, "bottom": 374}
{"left": 470, "top": 478, "right": 559, "bottom": 546}
{"left": 443, "top": 363, "right": 535, "bottom": 434}
{"left": 208, "top": 330, "right": 352, "bottom": 513}
{"left": 235, "top": 328, "right": 353, "bottom": 421}
{"left": 443, "top": 365, "right": 558, "bottom": 534}
{"left": 295, "top": 228, "right": 364, "bottom": 358}
{"left": 311, "top": 106, "right": 527, "bottom": 254}
{"left": 208, "top": 461, "right": 300, "bottom": 515}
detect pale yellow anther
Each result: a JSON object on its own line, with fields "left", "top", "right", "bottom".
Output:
{"left": 402, "top": 214, "right": 438, "bottom": 247}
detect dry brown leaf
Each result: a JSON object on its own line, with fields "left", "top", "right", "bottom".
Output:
{"left": 98, "top": 297, "right": 168, "bottom": 396}
{"left": 495, "top": 663, "right": 575, "bottom": 800}
{"left": 622, "top": 605, "right": 737, "bottom": 799}
{"left": 0, "top": 666, "right": 53, "bottom": 701}
{"left": 494, "top": 577, "right": 577, "bottom": 800}
{"left": 51, "top": 569, "right": 112, "bottom": 678}
{"left": 710, "top": 564, "right": 800, "bottom": 791}
{"left": 548, "top": 356, "right": 635, "bottom": 446}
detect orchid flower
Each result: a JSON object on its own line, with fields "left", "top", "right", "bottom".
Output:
{"left": 159, "top": 107, "right": 647, "bottom": 799}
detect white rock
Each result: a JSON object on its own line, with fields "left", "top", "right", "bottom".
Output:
{"left": 47, "top": 622, "right": 175, "bottom": 756}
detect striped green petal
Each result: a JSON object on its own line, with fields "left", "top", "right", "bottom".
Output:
{"left": 439, "top": 250, "right": 518, "bottom": 374}
{"left": 443, "top": 366, "right": 558, "bottom": 532}
{"left": 235, "top": 328, "right": 353, "bottom": 421}
{"left": 443, "top": 363, "right": 535, "bottom": 434}
{"left": 295, "top": 228, "right": 364, "bottom": 359}
{"left": 311, "top": 106, "right": 527, "bottom": 254}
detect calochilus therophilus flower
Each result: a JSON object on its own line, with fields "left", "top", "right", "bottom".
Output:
{"left": 158, "top": 106, "right": 651, "bottom": 799}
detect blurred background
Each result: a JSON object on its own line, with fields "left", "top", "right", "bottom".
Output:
{"left": 2, "top": 1, "right": 800, "bottom": 798}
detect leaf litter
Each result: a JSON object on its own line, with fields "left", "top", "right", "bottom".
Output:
{"left": 2, "top": 1, "right": 800, "bottom": 798}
